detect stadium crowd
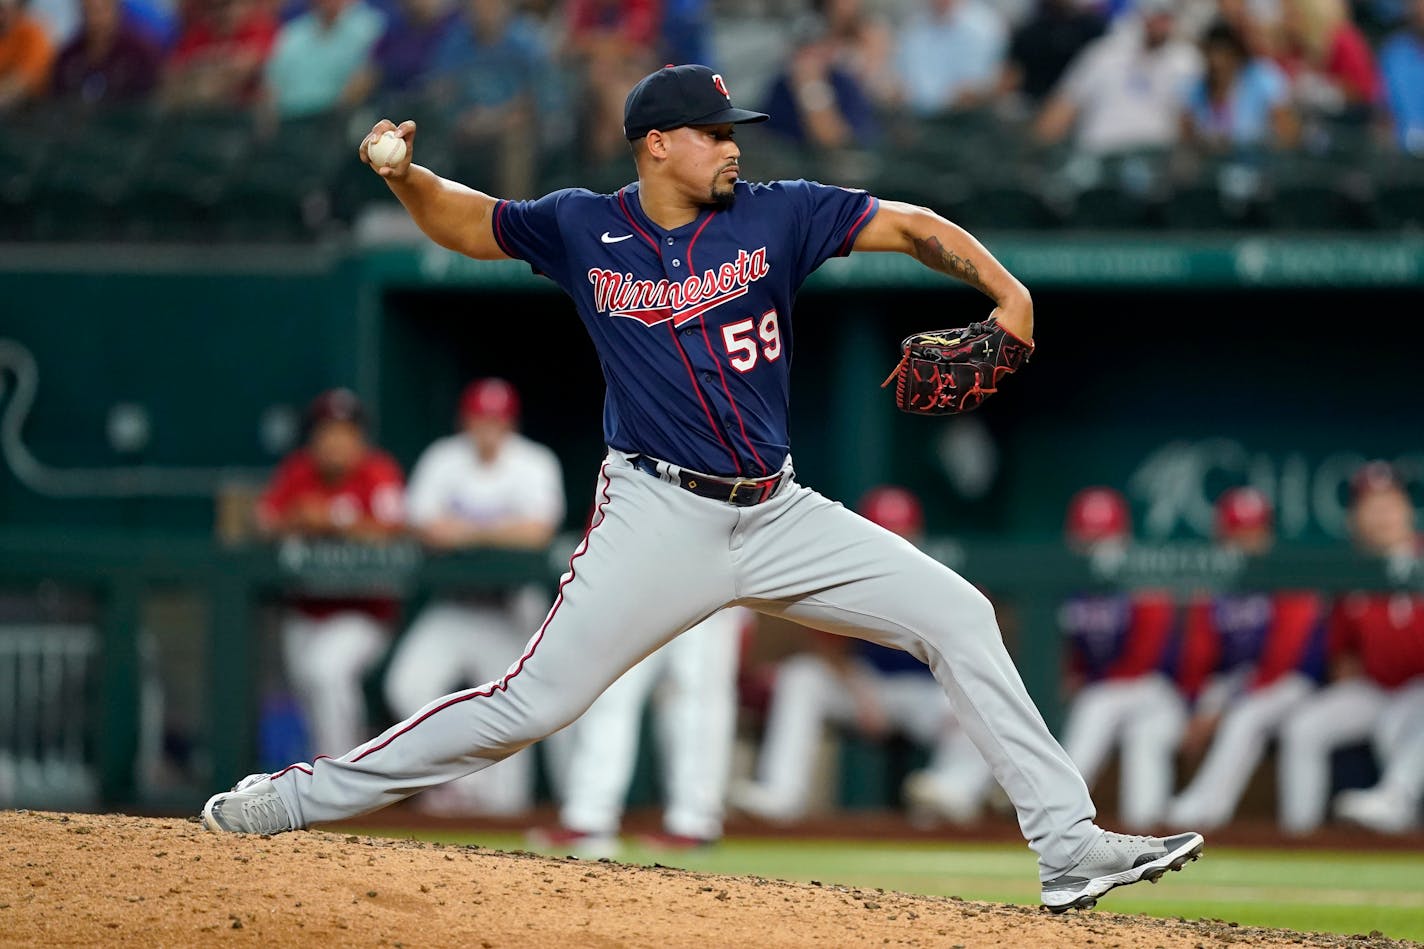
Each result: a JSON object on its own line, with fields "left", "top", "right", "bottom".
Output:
{"left": 256, "top": 384, "right": 1424, "bottom": 851}
{"left": 1, "top": 0, "right": 1422, "bottom": 236}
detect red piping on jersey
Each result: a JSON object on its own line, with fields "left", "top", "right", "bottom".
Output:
{"left": 688, "top": 212, "right": 769, "bottom": 476}
{"left": 492, "top": 200, "right": 511, "bottom": 257}
{"left": 276, "top": 463, "right": 615, "bottom": 772}
{"left": 838, "top": 196, "right": 878, "bottom": 257}
{"left": 616, "top": 189, "right": 659, "bottom": 249}
{"left": 666, "top": 321, "right": 740, "bottom": 473}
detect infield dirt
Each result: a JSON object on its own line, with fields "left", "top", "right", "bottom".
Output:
{"left": 2, "top": 810, "right": 1416, "bottom": 948}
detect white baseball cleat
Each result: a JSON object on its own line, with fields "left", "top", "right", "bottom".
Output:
{"left": 726, "top": 779, "right": 801, "bottom": 824}
{"left": 202, "top": 773, "right": 296, "bottom": 835}
{"left": 1334, "top": 787, "right": 1419, "bottom": 834}
{"left": 902, "top": 770, "right": 982, "bottom": 826}
{"left": 1040, "top": 830, "right": 1204, "bottom": 913}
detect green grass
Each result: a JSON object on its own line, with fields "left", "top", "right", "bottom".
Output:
{"left": 350, "top": 829, "right": 1424, "bottom": 943}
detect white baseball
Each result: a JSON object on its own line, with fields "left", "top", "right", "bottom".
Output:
{"left": 368, "top": 130, "right": 407, "bottom": 167}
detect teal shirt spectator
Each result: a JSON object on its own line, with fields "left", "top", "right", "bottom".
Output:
{"left": 1187, "top": 59, "right": 1289, "bottom": 148}
{"left": 266, "top": 0, "right": 385, "bottom": 118}
{"left": 430, "top": 10, "right": 545, "bottom": 111}
{"left": 1380, "top": 29, "right": 1424, "bottom": 153}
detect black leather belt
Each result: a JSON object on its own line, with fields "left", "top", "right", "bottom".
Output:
{"left": 631, "top": 455, "right": 784, "bottom": 507}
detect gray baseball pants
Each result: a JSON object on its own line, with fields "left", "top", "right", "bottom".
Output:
{"left": 269, "top": 449, "right": 1100, "bottom": 879}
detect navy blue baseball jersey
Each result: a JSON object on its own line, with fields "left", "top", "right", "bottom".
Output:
{"left": 492, "top": 179, "right": 879, "bottom": 477}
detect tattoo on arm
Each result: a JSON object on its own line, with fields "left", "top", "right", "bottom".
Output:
{"left": 913, "top": 235, "right": 987, "bottom": 294}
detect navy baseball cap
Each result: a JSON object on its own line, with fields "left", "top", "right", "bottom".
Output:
{"left": 624, "top": 64, "right": 769, "bottom": 141}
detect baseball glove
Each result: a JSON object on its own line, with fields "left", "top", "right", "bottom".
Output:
{"left": 881, "top": 318, "right": 1034, "bottom": 415}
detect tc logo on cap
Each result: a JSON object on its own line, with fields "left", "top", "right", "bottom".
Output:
{"left": 712, "top": 74, "right": 730, "bottom": 100}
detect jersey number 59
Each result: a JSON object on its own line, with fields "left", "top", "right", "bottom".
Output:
{"left": 722, "top": 309, "right": 782, "bottom": 373}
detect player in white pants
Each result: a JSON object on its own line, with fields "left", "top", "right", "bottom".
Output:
{"left": 532, "top": 606, "right": 748, "bottom": 855}
{"left": 1335, "top": 678, "right": 1424, "bottom": 833}
{"left": 1278, "top": 464, "right": 1424, "bottom": 834}
{"left": 258, "top": 390, "right": 407, "bottom": 759}
{"left": 731, "top": 487, "right": 993, "bottom": 824}
{"left": 1057, "top": 488, "right": 1186, "bottom": 830}
{"left": 384, "top": 378, "right": 566, "bottom": 815}
{"left": 1167, "top": 489, "right": 1327, "bottom": 831}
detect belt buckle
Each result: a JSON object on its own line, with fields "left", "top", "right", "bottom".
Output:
{"left": 727, "top": 479, "right": 761, "bottom": 505}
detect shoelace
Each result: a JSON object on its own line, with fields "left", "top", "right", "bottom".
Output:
{"left": 240, "top": 793, "right": 290, "bottom": 834}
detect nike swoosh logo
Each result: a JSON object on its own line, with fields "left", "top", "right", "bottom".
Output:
{"left": 601, "top": 232, "right": 634, "bottom": 244}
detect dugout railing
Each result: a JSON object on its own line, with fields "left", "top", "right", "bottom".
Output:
{"left": 0, "top": 530, "right": 1419, "bottom": 811}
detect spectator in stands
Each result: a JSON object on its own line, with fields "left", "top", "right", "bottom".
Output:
{"left": 383, "top": 378, "right": 565, "bottom": 817}
{"left": 1278, "top": 461, "right": 1424, "bottom": 835}
{"left": 1379, "top": 0, "right": 1424, "bottom": 152}
{"left": 162, "top": 0, "right": 276, "bottom": 108}
{"left": 819, "top": 0, "right": 897, "bottom": 107}
{"left": 427, "top": 0, "right": 545, "bottom": 197}
{"left": 257, "top": 389, "right": 406, "bottom": 760}
{"left": 662, "top": 0, "right": 709, "bottom": 66}
{"left": 565, "top": 0, "right": 658, "bottom": 163}
{"left": 348, "top": 0, "right": 456, "bottom": 102}
{"left": 1277, "top": 0, "right": 1382, "bottom": 119}
{"left": 762, "top": 15, "right": 881, "bottom": 152}
{"left": 1057, "top": 486, "right": 1187, "bottom": 830}
{"left": 999, "top": 0, "right": 1106, "bottom": 107}
{"left": 1184, "top": 22, "right": 1300, "bottom": 150}
{"left": 730, "top": 487, "right": 994, "bottom": 826}
{"left": 894, "top": 0, "right": 1009, "bottom": 118}
{"left": 1035, "top": 0, "right": 1203, "bottom": 154}
{"left": 50, "top": 0, "right": 160, "bottom": 104}
{"left": 1166, "top": 488, "right": 1327, "bottom": 831}
{"left": 263, "top": 0, "right": 383, "bottom": 119}
{"left": 0, "top": 0, "right": 54, "bottom": 112}
{"left": 1217, "top": 0, "right": 1282, "bottom": 58}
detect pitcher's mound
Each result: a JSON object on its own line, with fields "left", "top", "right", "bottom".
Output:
{"left": 0, "top": 810, "right": 1410, "bottom": 948}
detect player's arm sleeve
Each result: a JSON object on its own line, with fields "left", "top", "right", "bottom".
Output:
{"left": 489, "top": 189, "right": 578, "bottom": 283}
{"left": 783, "top": 179, "right": 879, "bottom": 286}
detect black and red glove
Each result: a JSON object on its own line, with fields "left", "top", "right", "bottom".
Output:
{"left": 881, "top": 318, "right": 1034, "bottom": 415}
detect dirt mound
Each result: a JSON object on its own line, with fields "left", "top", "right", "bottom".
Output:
{"left": 0, "top": 810, "right": 1413, "bottom": 948}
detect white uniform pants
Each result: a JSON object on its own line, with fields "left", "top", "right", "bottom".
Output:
{"left": 1279, "top": 678, "right": 1388, "bottom": 834}
{"left": 559, "top": 608, "right": 743, "bottom": 839}
{"left": 281, "top": 611, "right": 389, "bottom": 759}
{"left": 747, "top": 655, "right": 991, "bottom": 817}
{"left": 1060, "top": 674, "right": 1187, "bottom": 830}
{"left": 269, "top": 451, "right": 1098, "bottom": 879}
{"left": 1367, "top": 678, "right": 1424, "bottom": 802}
{"left": 1168, "top": 673, "right": 1315, "bottom": 829}
{"left": 384, "top": 600, "right": 558, "bottom": 815}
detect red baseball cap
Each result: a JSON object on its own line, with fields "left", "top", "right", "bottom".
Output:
{"left": 1065, "top": 487, "right": 1130, "bottom": 545}
{"left": 1216, "top": 486, "right": 1272, "bottom": 536}
{"left": 305, "top": 388, "right": 366, "bottom": 431}
{"left": 460, "top": 378, "right": 520, "bottom": 422}
{"left": 860, "top": 486, "right": 924, "bottom": 538}
{"left": 1350, "top": 460, "right": 1403, "bottom": 499}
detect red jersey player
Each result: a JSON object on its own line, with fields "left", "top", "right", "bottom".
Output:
{"left": 257, "top": 389, "right": 406, "bottom": 759}
{"left": 1278, "top": 462, "right": 1424, "bottom": 834}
